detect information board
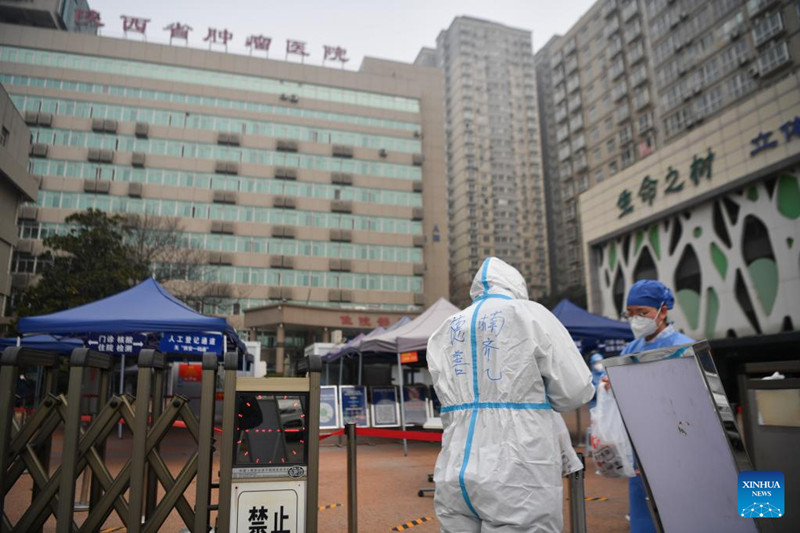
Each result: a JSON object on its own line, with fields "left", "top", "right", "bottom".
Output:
{"left": 319, "top": 386, "right": 340, "bottom": 429}
{"left": 339, "top": 385, "right": 369, "bottom": 427}
{"left": 403, "top": 384, "right": 429, "bottom": 426}
{"left": 370, "top": 386, "right": 400, "bottom": 427}
{"left": 604, "top": 342, "right": 757, "bottom": 533}
{"left": 159, "top": 332, "right": 223, "bottom": 354}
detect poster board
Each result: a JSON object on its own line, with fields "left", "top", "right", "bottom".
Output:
{"left": 604, "top": 342, "right": 757, "bottom": 533}
{"left": 339, "top": 385, "right": 369, "bottom": 428}
{"left": 370, "top": 386, "right": 400, "bottom": 427}
{"left": 402, "top": 384, "right": 429, "bottom": 426}
{"left": 319, "top": 386, "right": 340, "bottom": 429}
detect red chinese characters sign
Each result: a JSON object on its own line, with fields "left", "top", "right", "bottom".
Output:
{"left": 75, "top": 9, "right": 104, "bottom": 28}
{"left": 339, "top": 315, "right": 392, "bottom": 328}
{"left": 121, "top": 15, "right": 150, "bottom": 35}
{"left": 323, "top": 45, "right": 349, "bottom": 64}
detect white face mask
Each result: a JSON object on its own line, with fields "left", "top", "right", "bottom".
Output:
{"left": 629, "top": 315, "right": 658, "bottom": 339}
{"left": 592, "top": 363, "right": 604, "bottom": 372}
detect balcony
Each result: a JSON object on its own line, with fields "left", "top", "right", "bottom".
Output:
{"left": 607, "top": 37, "right": 623, "bottom": 60}
{"left": 616, "top": 104, "right": 631, "bottom": 123}
{"left": 550, "top": 50, "right": 564, "bottom": 68}
{"left": 624, "top": 21, "right": 642, "bottom": 44}
{"left": 610, "top": 60, "right": 625, "bottom": 80}
{"left": 612, "top": 80, "right": 628, "bottom": 101}
{"left": 752, "top": 12, "right": 784, "bottom": 47}
{"left": 560, "top": 163, "right": 573, "bottom": 180}
{"left": 566, "top": 75, "right": 581, "bottom": 93}
{"left": 554, "top": 86, "right": 567, "bottom": 104}
{"left": 747, "top": 0, "right": 779, "bottom": 17}
{"left": 634, "top": 90, "right": 651, "bottom": 110}
{"left": 630, "top": 66, "right": 648, "bottom": 87}
{"left": 604, "top": 18, "right": 620, "bottom": 39}
{"left": 567, "top": 95, "right": 582, "bottom": 113}
{"left": 622, "top": 1, "right": 638, "bottom": 21}
{"left": 569, "top": 115, "right": 584, "bottom": 131}
{"left": 553, "top": 68, "right": 565, "bottom": 85}
{"left": 558, "top": 143, "right": 572, "bottom": 162}
{"left": 555, "top": 107, "right": 568, "bottom": 123}
{"left": 628, "top": 42, "right": 645, "bottom": 64}
{"left": 557, "top": 126, "right": 570, "bottom": 142}
{"left": 566, "top": 56, "right": 579, "bottom": 73}
{"left": 564, "top": 38, "right": 577, "bottom": 55}
{"left": 602, "top": 0, "right": 617, "bottom": 18}
{"left": 571, "top": 135, "right": 586, "bottom": 152}
{"left": 573, "top": 150, "right": 588, "bottom": 170}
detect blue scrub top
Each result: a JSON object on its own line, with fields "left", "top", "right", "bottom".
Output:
{"left": 622, "top": 324, "right": 694, "bottom": 533}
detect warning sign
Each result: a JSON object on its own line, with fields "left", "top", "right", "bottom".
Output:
{"left": 233, "top": 481, "right": 305, "bottom": 533}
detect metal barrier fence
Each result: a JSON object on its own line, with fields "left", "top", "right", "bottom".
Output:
{"left": 0, "top": 346, "right": 236, "bottom": 533}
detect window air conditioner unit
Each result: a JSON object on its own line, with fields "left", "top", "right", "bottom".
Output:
{"left": 749, "top": 66, "right": 760, "bottom": 78}
{"left": 128, "top": 182, "right": 143, "bottom": 198}
{"left": 379, "top": 148, "right": 388, "bottom": 157}
{"left": 739, "top": 55, "right": 750, "bottom": 65}
{"left": 131, "top": 151, "right": 146, "bottom": 167}
{"left": 135, "top": 122, "right": 149, "bottom": 138}
{"left": 37, "top": 113, "right": 53, "bottom": 128}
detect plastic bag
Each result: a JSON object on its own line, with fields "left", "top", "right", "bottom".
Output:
{"left": 590, "top": 386, "right": 635, "bottom": 478}
{"left": 554, "top": 413, "right": 583, "bottom": 477}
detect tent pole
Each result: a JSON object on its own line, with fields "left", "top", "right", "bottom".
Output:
{"left": 338, "top": 358, "right": 344, "bottom": 447}
{"left": 118, "top": 352, "right": 125, "bottom": 439}
{"left": 397, "top": 352, "right": 407, "bottom": 456}
{"left": 358, "top": 352, "right": 362, "bottom": 386}
{"left": 325, "top": 361, "right": 330, "bottom": 385}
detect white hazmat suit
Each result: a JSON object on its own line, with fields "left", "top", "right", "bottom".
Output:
{"left": 427, "top": 257, "right": 594, "bottom": 532}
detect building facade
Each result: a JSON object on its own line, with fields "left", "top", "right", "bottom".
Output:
{"left": 0, "top": 24, "right": 449, "bottom": 354}
{"left": 417, "top": 17, "right": 548, "bottom": 307}
{"left": 580, "top": 72, "right": 799, "bottom": 340}
{"left": 0, "top": 84, "right": 37, "bottom": 327}
{"left": 536, "top": 0, "right": 800, "bottom": 299}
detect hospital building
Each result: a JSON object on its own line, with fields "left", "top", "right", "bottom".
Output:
{"left": 0, "top": 18, "right": 449, "bottom": 368}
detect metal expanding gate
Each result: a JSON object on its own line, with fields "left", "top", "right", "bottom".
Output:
{"left": 0, "top": 346, "right": 237, "bottom": 532}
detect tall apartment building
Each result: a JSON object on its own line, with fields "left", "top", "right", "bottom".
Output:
{"left": 536, "top": 0, "right": 800, "bottom": 298}
{"left": 417, "top": 17, "right": 548, "bottom": 307}
{"left": 0, "top": 23, "right": 449, "bottom": 354}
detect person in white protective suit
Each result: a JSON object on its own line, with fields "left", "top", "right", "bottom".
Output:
{"left": 427, "top": 257, "right": 595, "bottom": 533}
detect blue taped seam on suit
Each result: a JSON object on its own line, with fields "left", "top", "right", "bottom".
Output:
{"left": 459, "top": 296, "right": 485, "bottom": 518}
{"left": 474, "top": 294, "right": 512, "bottom": 301}
{"left": 442, "top": 402, "right": 552, "bottom": 413}
{"left": 456, "top": 257, "right": 494, "bottom": 519}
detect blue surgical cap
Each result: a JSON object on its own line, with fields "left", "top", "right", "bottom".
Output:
{"left": 590, "top": 352, "right": 604, "bottom": 364}
{"left": 626, "top": 279, "right": 674, "bottom": 309}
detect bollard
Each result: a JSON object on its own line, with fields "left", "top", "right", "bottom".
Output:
{"left": 568, "top": 452, "right": 587, "bottom": 533}
{"left": 346, "top": 422, "right": 357, "bottom": 533}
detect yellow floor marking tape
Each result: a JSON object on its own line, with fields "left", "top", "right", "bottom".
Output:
{"left": 392, "top": 516, "right": 434, "bottom": 531}
{"left": 318, "top": 503, "right": 342, "bottom": 511}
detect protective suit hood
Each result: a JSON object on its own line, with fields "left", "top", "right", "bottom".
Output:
{"left": 469, "top": 257, "right": 529, "bottom": 301}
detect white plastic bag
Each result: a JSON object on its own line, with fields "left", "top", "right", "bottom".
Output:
{"left": 590, "top": 386, "right": 635, "bottom": 478}
{"left": 554, "top": 413, "right": 583, "bottom": 477}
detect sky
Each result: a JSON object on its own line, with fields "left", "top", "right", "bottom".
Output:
{"left": 89, "top": 0, "right": 597, "bottom": 69}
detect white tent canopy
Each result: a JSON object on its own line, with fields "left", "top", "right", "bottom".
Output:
{"left": 359, "top": 297, "right": 459, "bottom": 354}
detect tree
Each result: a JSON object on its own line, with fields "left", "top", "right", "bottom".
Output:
{"left": 15, "top": 209, "right": 149, "bottom": 319}
{"left": 122, "top": 212, "right": 248, "bottom": 314}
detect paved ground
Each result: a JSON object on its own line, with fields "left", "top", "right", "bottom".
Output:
{"left": 5, "top": 407, "right": 632, "bottom": 532}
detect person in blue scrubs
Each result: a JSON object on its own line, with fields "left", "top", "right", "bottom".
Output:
{"left": 588, "top": 352, "right": 606, "bottom": 410}
{"left": 619, "top": 279, "right": 694, "bottom": 533}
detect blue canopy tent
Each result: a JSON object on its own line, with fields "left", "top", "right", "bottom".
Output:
{"left": 551, "top": 299, "right": 633, "bottom": 355}
{"left": 18, "top": 277, "right": 245, "bottom": 353}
